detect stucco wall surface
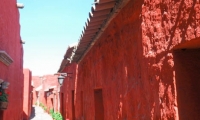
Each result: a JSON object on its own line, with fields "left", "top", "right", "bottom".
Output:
{"left": 23, "top": 69, "right": 32, "bottom": 120}
{"left": 32, "top": 76, "right": 41, "bottom": 105}
{"left": 42, "top": 75, "right": 59, "bottom": 112}
{"left": 70, "top": 0, "right": 200, "bottom": 120}
{"left": 32, "top": 75, "right": 60, "bottom": 113}
{"left": 61, "top": 63, "right": 77, "bottom": 120}
{"left": 0, "top": 0, "right": 24, "bottom": 120}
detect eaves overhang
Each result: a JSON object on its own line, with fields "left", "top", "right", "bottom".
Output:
{"left": 72, "top": 0, "right": 130, "bottom": 63}
{"left": 58, "top": 43, "right": 77, "bottom": 72}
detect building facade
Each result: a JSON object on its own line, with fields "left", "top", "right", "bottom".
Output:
{"left": 0, "top": 0, "right": 24, "bottom": 119}
{"left": 32, "top": 75, "right": 59, "bottom": 113}
{"left": 59, "top": 0, "right": 200, "bottom": 120}
{"left": 23, "top": 69, "right": 32, "bottom": 120}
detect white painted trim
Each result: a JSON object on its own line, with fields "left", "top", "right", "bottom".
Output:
{"left": 0, "top": 51, "right": 13, "bottom": 66}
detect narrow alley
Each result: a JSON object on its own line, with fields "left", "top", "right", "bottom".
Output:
{"left": 1, "top": 0, "right": 200, "bottom": 120}
{"left": 30, "top": 106, "right": 52, "bottom": 120}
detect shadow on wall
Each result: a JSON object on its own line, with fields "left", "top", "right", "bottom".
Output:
{"left": 23, "top": 111, "right": 28, "bottom": 120}
{"left": 173, "top": 48, "right": 200, "bottom": 120}
{"left": 29, "top": 106, "right": 36, "bottom": 119}
{"left": 0, "top": 111, "right": 3, "bottom": 119}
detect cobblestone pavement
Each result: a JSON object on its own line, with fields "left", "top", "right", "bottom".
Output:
{"left": 30, "top": 106, "right": 53, "bottom": 120}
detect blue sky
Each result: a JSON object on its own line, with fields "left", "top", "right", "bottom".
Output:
{"left": 18, "top": 0, "right": 94, "bottom": 76}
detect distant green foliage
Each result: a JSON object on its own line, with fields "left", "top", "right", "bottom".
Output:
{"left": 44, "top": 106, "right": 47, "bottom": 111}
{"left": 49, "top": 108, "right": 63, "bottom": 120}
{"left": 52, "top": 112, "right": 63, "bottom": 120}
{"left": 49, "top": 108, "right": 54, "bottom": 115}
{"left": 39, "top": 103, "right": 44, "bottom": 107}
{"left": 35, "top": 102, "right": 38, "bottom": 105}
{"left": 39, "top": 102, "right": 48, "bottom": 112}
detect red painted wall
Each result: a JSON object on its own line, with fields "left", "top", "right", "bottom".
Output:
{"left": 60, "top": 63, "right": 77, "bottom": 120}
{"left": 62, "top": 0, "right": 200, "bottom": 120}
{"left": 46, "top": 89, "right": 54, "bottom": 112}
{"left": 0, "top": 0, "right": 24, "bottom": 120}
{"left": 32, "top": 76, "right": 41, "bottom": 105}
{"left": 23, "top": 69, "right": 32, "bottom": 120}
{"left": 32, "top": 75, "right": 59, "bottom": 113}
{"left": 42, "top": 75, "right": 59, "bottom": 112}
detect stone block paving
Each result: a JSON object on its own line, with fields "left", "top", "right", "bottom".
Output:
{"left": 30, "top": 105, "right": 53, "bottom": 120}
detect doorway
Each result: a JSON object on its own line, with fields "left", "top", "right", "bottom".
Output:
{"left": 60, "top": 93, "right": 65, "bottom": 119}
{"left": 173, "top": 49, "right": 200, "bottom": 119}
{"left": 94, "top": 89, "right": 104, "bottom": 120}
{"left": 0, "top": 111, "right": 3, "bottom": 120}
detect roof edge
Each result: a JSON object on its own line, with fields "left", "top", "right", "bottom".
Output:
{"left": 75, "top": 0, "right": 131, "bottom": 63}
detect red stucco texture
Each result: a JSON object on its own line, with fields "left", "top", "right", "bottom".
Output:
{"left": 0, "top": 0, "right": 24, "bottom": 120}
{"left": 32, "top": 75, "right": 59, "bottom": 112}
{"left": 61, "top": 0, "right": 200, "bottom": 120}
{"left": 60, "top": 63, "right": 77, "bottom": 120}
{"left": 23, "top": 69, "right": 32, "bottom": 120}
{"left": 42, "top": 75, "right": 59, "bottom": 112}
{"left": 32, "top": 76, "right": 41, "bottom": 106}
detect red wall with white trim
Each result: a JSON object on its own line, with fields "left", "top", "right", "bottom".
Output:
{"left": 0, "top": 0, "right": 24, "bottom": 119}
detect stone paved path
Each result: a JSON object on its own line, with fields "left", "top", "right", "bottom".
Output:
{"left": 30, "top": 106, "right": 53, "bottom": 120}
